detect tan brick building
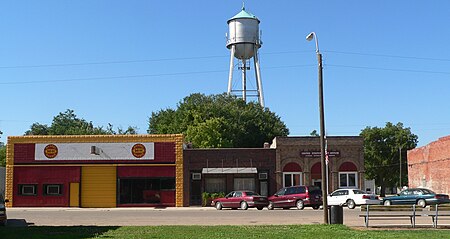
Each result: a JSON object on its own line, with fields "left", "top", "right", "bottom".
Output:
{"left": 271, "top": 136, "right": 365, "bottom": 193}
{"left": 408, "top": 136, "right": 450, "bottom": 195}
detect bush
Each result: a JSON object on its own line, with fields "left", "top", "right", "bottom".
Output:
{"left": 202, "top": 192, "right": 225, "bottom": 207}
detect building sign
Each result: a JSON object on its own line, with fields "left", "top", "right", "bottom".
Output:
{"left": 35, "top": 143, "right": 154, "bottom": 161}
{"left": 300, "top": 150, "right": 340, "bottom": 158}
{"left": 131, "top": 143, "right": 146, "bottom": 158}
{"left": 44, "top": 144, "right": 58, "bottom": 159}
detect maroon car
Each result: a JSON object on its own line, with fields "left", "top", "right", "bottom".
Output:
{"left": 211, "top": 191, "right": 269, "bottom": 210}
{"left": 268, "top": 185, "right": 322, "bottom": 210}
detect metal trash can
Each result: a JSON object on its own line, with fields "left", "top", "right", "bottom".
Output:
{"left": 329, "top": 205, "right": 344, "bottom": 224}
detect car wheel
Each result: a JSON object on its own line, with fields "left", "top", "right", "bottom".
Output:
{"left": 383, "top": 200, "right": 392, "bottom": 206}
{"left": 417, "top": 199, "right": 427, "bottom": 208}
{"left": 215, "top": 202, "right": 223, "bottom": 210}
{"left": 257, "top": 207, "right": 263, "bottom": 210}
{"left": 312, "top": 205, "right": 320, "bottom": 210}
{"left": 240, "top": 201, "right": 248, "bottom": 210}
{"left": 347, "top": 199, "right": 356, "bottom": 209}
{"left": 267, "top": 202, "right": 274, "bottom": 210}
{"left": 296, "top": 200, "right": 304, "bottom": 210}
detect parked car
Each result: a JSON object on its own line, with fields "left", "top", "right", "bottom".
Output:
{"left": 211, "top": 191, "right": 269, "bottom": 210}
{"left": 327, "top": 189, "right": 380, "bottom": 209}
{"left": 0, "top": 195, "right": 8, "bottom": 226}
{"left": 267, "top": 185, "right": 322, "bottom": 210}
{"left": 382, "top": 188, "right": 450, "bottom": 208}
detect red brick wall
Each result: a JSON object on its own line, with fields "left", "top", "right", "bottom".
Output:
{"left": 408, "top": 136, "right": 450, "bottom": 195}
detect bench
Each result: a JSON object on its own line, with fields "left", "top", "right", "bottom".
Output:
{"left": 429, "top": 204, "right": 450, "bottom": 228}
{"left": 360, "top": 205, "right": 424, "bottom": 228}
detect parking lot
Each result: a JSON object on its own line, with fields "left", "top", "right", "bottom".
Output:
{"left": 3, "top": 206, "right": 435, "bottom": 227}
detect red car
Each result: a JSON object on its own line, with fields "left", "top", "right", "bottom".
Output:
{"left": 268, "top": 185, "right": 322, "bottom": 210}
{"left": 211, "top": 191, "right": 269, "bottom": 210}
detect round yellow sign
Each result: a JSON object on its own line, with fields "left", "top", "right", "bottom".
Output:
{"left": 44, "top": 144, "right": 58, "bottom": 159}
{"left": 131, "top": 144, "right": 146, "bottom": 158}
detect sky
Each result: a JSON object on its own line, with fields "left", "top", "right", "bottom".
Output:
{"left": 1, "top": 1, "right": 450, "bottom": 147}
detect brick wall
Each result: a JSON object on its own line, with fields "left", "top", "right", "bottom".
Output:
{"left": 408, "top": 136, "right": 450, "bottom": 195}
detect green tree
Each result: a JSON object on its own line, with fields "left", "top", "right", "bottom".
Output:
{"left": 25, "top": 109, "right": 138, "bottom": 135}
{"left": 360, "top": 122, "right": 418, "bottom": 197}
{"left": 148, "top": 93, "right": 289, "bottom": 148}
{"left": 0, "top": 130, "right": 5, "bottom": 166}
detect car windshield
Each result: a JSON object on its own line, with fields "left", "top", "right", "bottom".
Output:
{"left": 276, "top": 188, "right": 286, "bottom": 196}
{"left": 352, "top": 190, "right": 366, "bottom": 194}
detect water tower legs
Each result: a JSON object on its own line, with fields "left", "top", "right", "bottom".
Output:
{"left": 254, "top": 46, "right": 264, "bottom": 107}
{"left": 227, "top": 45, "right": 235, "bottom": 95}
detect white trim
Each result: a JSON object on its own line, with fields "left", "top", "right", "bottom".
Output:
{"left": 192, "top": 173, "right": 202, "bottom": 180}
{"left": 338, "top": 171, "right": 358, "bottom": 189}
{"left": 258, "top": 172, "right": 268, "bottom": 180}
{"left": 282, "top": 172, "right": 303, "bottom": 187}
{"left": 46, "top": 184, "right": 61, "bottom": 195}
{"left": 21, "top": 185, "right": 36, "bottom": 195}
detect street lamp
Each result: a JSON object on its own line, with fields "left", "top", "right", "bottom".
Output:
{"left": 306, "top": 32, "right": 329, "bottom": 224}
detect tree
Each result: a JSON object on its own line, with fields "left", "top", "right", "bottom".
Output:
{"left": 360, "top": 122, "right": 418, "bottom": 197}
{"left": 148, "top": 93, "right": 289, "bottom": 148}
{"left": 0, "top": 130, "right": 5, "bottom": 166}
{"left": 25, "top": 109, "right": 138, "bottom": 136}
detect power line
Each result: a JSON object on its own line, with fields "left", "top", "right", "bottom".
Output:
{"left": 1, "top": 49, "right": 449, "bottom": 70}
{"left": 327, "top": 64, "right": 450, "bottom": 75}
{"left": 324, "top": 50, "right": 450, "bottom": 62}
{"left": 0, "top": 64, "right": 315, "bottom": 85}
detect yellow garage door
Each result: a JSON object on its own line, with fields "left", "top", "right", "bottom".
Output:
{"left": 81, "top": 166, "right": 116, "bottom": 208}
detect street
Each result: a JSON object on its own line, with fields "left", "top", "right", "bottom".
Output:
{"left": 4, "top": 206, "right": 434, "bottom": 227}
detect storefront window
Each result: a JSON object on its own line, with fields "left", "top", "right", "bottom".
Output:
{"left": 339, "top": 172, "right": 357, "bottom": 188}
{"left": 283, "top": 173, "right": 302, "bottom": 187}
{"left": 234, "top": 178, "right": 255, "bottom": 191}
{"left": 118, "top": 178, "right": 175, "bottom": 204}
{"left": 205, "top": 177, "right": 226, "bottom": 193}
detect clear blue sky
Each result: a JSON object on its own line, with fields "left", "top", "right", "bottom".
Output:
{"left": 1, "top": 1, "right": 450, "bottom": 147}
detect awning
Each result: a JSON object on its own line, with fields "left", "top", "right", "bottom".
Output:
{"left": 202, "top": 167, "right": 257, "bottom": 174}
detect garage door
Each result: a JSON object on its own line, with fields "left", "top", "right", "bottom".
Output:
{"left": 81, "top": 166, "right": 116, "bottom": 208}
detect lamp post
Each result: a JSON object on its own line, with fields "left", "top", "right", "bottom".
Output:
{"left": 306, "top": 32, "right": 329, "bottom": 224}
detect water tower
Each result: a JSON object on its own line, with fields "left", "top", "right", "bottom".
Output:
{"left": 226, "top": 5, "right": 264, "bottom": 107}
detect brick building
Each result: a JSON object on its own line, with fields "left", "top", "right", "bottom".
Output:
{"left": 271, "top": 136, "right": 365, "bottom": 194}
{"left": 6, "top": 135, "right": 185, "bottom": 208}
{"left": 184, "top": 147, "right": 276, "bottom": 205}
{"left": 408, "top": 136, "right": 450, "bottom": 195}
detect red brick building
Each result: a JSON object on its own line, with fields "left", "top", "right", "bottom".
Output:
{"left": 408, "top": 136, "right": 450, "bottom": 195}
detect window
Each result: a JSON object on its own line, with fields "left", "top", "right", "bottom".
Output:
{"left": 339, "top": 172, "right": 358, "bottom": 188}
{"left": 234, "top": 178, "right": 255, "bottom": 191}
{"left": 118, "top": 177, "right": 176, "bottom": 204}
{"left": 283, "top": 172, "right": 302, "bottom": 187}
{"left": 44, "top": 184, "right": 62, "bottom": 195}
{"left": 19, "top": 184, "right": 37, "bottom": 196}
{"left": 205, "top": 177, "right": 226, "bottom": 193}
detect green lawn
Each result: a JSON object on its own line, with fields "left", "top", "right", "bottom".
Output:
{"left": 0, "top": 225, "right": 449, "bottom": 239}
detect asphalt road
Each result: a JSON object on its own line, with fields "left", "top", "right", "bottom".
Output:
{"left": 4, "top": 206, "right": 435, "bottom": 228}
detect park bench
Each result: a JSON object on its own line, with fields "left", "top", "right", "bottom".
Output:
{"left": 360, "top": 204, "right": 424, "bottom": 228}
{"left": 429, "top": 203, "right": 450, "bottom": 228}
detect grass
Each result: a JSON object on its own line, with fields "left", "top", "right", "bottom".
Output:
{"left": 0, "top": 225, "right": 449, "bottom": 239}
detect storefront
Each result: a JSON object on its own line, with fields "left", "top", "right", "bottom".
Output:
{"left": 272, "top": 136, "right": 365, "bottom": 193}
{"left": 183, "top": 147, "right": 276, "bottom": 205}
{"left": 5, "top": 134, "right": 184, "bottom": 207}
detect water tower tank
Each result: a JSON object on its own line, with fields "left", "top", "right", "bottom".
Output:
{"left": 226, "top": 7, "right": 261, "bottom": 60}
